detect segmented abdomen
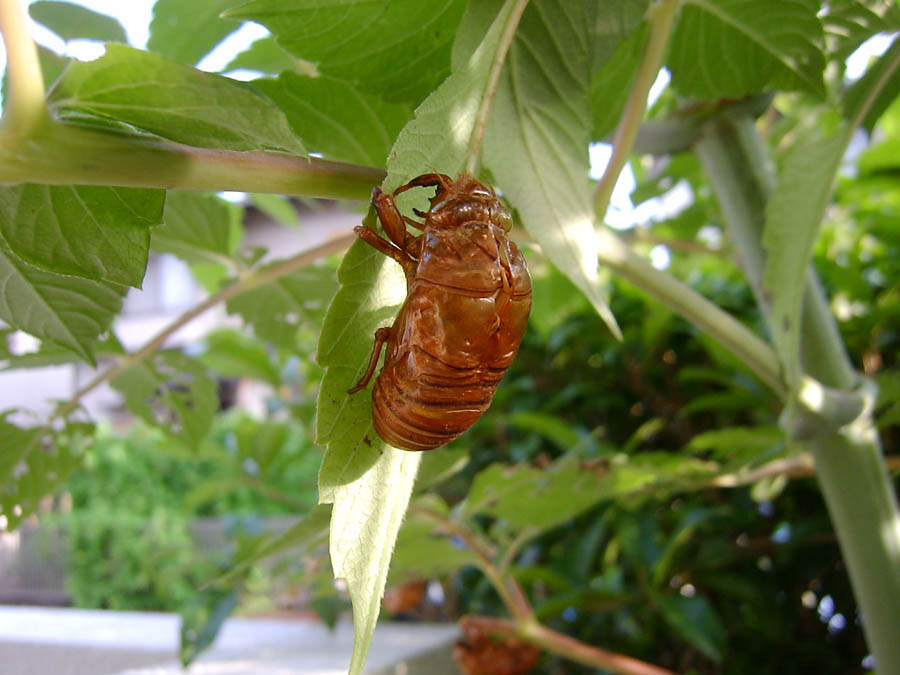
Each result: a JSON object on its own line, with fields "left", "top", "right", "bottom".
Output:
{"left": 372, "top": 282, "right": 531, "bottom": 451}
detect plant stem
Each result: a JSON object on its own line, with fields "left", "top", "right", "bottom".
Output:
{"left": 596, "top": 228, "right": 785, "bottom": 397}
{"left": 0, "top": 120, "right": 384, "bottom": 200}
{"left": 464, "top": 0, "right": 531, "bottom": 175}
{"left": 462, "top": 616, "right": 674, "bottom": 675}
{"left": 53, "top": 234, "right": 355, "bottom": 422}
{"left": 408, "top": 504, "right": 531, "bottom": 619}
{"left": 695, "top": 117, "right": 900, "bottom": 674}
{"left": 0, "top": 0, "right": 49, "bottom": 134}
{"left": 594, "top": 0, "right": 680, "bottom": 217}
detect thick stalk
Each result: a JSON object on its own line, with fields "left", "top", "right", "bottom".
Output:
{"left": 695, "top": 117, "right": 900, "bottom": 673}
{"left": 0, "top": 120, "right": 384, "bottom": 200}
{"left": 694, "top": 117, "right": 856, "bottom": 388}
{"left": 597, "top": 228, "right": 785, "bottom": 397}
{"left": 0, "top": 0, "right": 49, "bottom": 133}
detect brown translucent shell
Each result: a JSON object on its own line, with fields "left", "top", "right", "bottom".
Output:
{"left": 349, "top": 172, "right": 532, "bottom": 451}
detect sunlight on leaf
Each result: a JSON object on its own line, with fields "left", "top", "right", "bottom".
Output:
{"left": 483, "top": 0, "right": 621, "bottom": 337}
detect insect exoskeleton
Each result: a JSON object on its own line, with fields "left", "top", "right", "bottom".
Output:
{"left": 348, "top": 172, "right": 532, "bottom": 451}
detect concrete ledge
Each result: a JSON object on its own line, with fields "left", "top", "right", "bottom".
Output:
{"left": 0, "top": 606, "right": 459, "bottom": 675}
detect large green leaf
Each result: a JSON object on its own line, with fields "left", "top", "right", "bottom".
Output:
{"left": 0, "top": 240, "right": 126, "bottom": 363}
{"left": 314, "top": 2, "right": 540, "bottom": 670}
{"left": 223, "top": 36, "right": 300, "bottom": 75}
{"left": 668, "top": 0, "right": 825, "bottom": 98}
{"left": 152, "top": 192, "right": 242, "bottom": 267}
{"left": 48, "top": 44, "right": 306, "bottom": 154}
{"left": 763, "top": 129, "right": 848, "bottom": 390}
{"left": 226, "top": 263, "right": 338, "bottom": 350}
{"left": 591, "top": 23, "right": 649, "bottom": 142}
{"left": 822, "top": 0, "right": 900, "bottom": 63}
{"left": 253, "top": 73, "right": 411, "bottom": 166}
{"left": 0, "top": 417, "right": 92, "bottom": 530}
{"left": 482, "top": 0, "right": 620, "bottom": 337}
{"left": 0, "top": 184, "right": 163, "bottom": 287}
{"left": 110, "top": 351, "right": 218, "bottom": 449}
{"left": 28, "top": 1, "right": 127, "bottom": 43}
{"left": 588, "top": 0, "right": 649, "bottom": 140}
{"left": 148, "top": 0, "right": 240, "bottom": 66}
{"left": 224, "top": 0, "right": 467, "bottom": 104}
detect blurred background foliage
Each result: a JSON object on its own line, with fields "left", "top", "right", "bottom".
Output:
{"left": 6, "top": 2, "right": 897, "bottom": 671}
{"left": 52, "top": 88, "right": 900, "bottom": 668}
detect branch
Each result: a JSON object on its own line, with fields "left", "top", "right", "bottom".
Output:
{"left": 53, "top": 234, "right": 355, "bottom": 422}
{"left": 597, "top": 228, "right": 786, "bottom": 398}
{"left": 408, "top": 504, "right": 532, "bottom": 620}
{"left": 463, "top": 616, "right": 675, "bottom": 675}
{"left": 0, "top": 120, "right": 384, "bottom": 201}
{"left": 594, "top": 0, "right": 680, "bottom": 217}
{"left": 0, "top": 0, "right": 49, "bottom": 133}
{"left": 464, "top": 0, "right": 531, "bottom": 174}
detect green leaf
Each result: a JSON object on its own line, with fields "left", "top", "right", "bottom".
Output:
{"left": 1, "top": 332, "right": 123, "bottom": 372}
{"left": 0, "top": 417, "right": 91, "bottom": 530}
{"left": 227, "top": 263, "right": 338, "bottom": 349}
{"left": 763, "top": 128, "right": 849, "bottom": 390}
{"left": 313, "top": 3, "right": 534, "bottom": 670}
{"left": 668, "top": 0, "right": 825, "bottom": 98}
{"left": 224, "top": 0, "right": 467, "bottom": 104}
{"left": 589, "top": 0, "right": 649, "bottom": 140}
{"left": 220, "top": 504, "right": 332, "bottom": 584}
{"left": 505, "top": 411, "right": 588, "bottom": 453}
{"left": 199, "top": 330, "right": 280, "bottom": 386}
{"left": 153, "top": 192, "right": 242, "bottom": 267}
{"left": 253, "top": 73, "right": 412, "bottom": 166}
{"left": 0, "top": 240, "right": 126, "bottom": 363}
{"left": 483, "top": 0, "right": 621, "bottom": 338}
{"left": 415, "top": 446, "right": 469, "bottom": 492}
{"left": 148, "top": 0, "right": 239, "bottom": 66}
{"left": 843, "top": 37, "right": 900, "bottom": 134}
{"left": 29, "top": 1, "right": 127, "bottom": 43}
{"left": 110, "top": 351, "right": 218, "bottom": 449}
{"left": 248, "top": 193, "right": 298, "bottom": 226}
{"left": 687, "top": 425, "right": 784, "bottom": 462}
{"left": 463, "top": 457, "right": 608, "bottom": 532}
{"left": 0, "top": 184, "right": 163, "bottom": 287}
{"left": 656, "top": 594, "right": 727, "bottom": 662}
{"left": 388, "top": 510, "right": 479, "bottom": 584}
{"left": 592, "top": 23, "right": 650, "bottom": 141}
{"left": 321, "top": 445, "right": 420, "bottom": 675}
{"left": 224, "top": 36, "right": 300, "bottom": 75}
{"left": 822, "top": 0, "right": 900, "bottom": 63}
{"left": 48, "top": 44, "right": 306, "bottom": 154}
{"left": 179, "top": 590, "right": 239, "bottom": 666}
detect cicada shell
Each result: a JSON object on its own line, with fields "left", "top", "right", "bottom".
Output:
{"left": 349, "top": 172, "right": 532, "bottom": 451}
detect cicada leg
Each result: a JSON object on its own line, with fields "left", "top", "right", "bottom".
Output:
{"left": 372, "top": 186, "right": 411, "bottom": 249}
{"left": 354, "top": 225, "right": 418, "bottom": 282}
{"left": 392, "top": 173, "right": 453, "bottom": 196}
{"left": 348, "top": 326, "right": 392, "bottom": 394}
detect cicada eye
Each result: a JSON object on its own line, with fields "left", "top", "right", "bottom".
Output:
{"left": 493, "top": 205, "right": 513, "bottom": 231}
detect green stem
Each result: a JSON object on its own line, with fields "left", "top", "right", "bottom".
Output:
{"left": 464, "top": 0, "right": 531, "bottom": 175}
{"left": 693, "top": 117, "right": 857, "bottom": 388}
{"left": 596, "top": 228, "right": 785, "bottom": 397}
{"left": 0, "top": 120, "right": 384, "bottom": 200}
{"left": 53, "top": 234, "right": 355, "bottom": 422}
{"left": 695, "top": 117, "right": 900, "bottom": 674}
{"left": 594, "top": 0, "right": 680, "bottom": 217}
{"left": 463, "top": 616, "right": 674, "bottom": 675}
{"left": 0, "top": 0, "right": 49, "bottom": 133}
